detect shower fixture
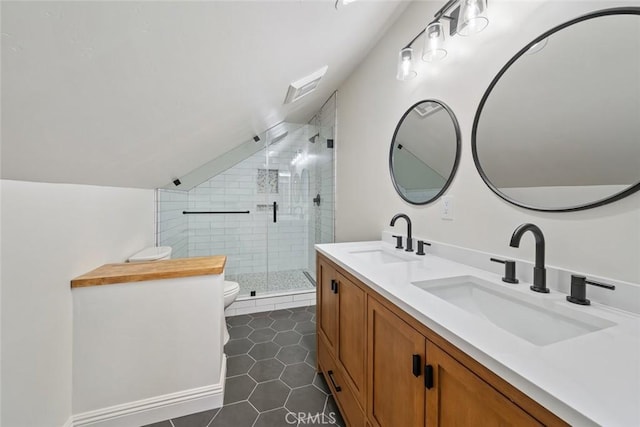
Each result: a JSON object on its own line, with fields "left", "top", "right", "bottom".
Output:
{"left": 308, "top": 133, "right": 320, "bottom": 143}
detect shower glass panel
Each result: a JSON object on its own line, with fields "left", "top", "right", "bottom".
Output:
{"left": 156, "top": 121, "right": 335, "bottom": 299}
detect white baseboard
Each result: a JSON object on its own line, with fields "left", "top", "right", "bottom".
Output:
{"left": 71, "top": 355, "right": 226, "bottom": 427}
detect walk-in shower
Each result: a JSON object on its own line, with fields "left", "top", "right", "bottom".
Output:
{"left": 156, "top": 120, "right": 335, "bottom": 299}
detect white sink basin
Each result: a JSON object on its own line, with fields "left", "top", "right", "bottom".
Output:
{"left": 412, "top": 275, "right": 615, "bottom": 346}
{"left": 349, "top": 248, "right": 415, "bottom": 264}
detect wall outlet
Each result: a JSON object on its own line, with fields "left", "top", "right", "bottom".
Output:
{"left": 441, "top": 196, "right": 454, "bottom": 220}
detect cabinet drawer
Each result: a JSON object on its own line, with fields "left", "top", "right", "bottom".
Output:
{"left": 319, "top": 336, "right": 365, "bottom": 427}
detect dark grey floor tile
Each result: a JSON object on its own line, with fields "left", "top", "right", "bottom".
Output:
{"left": 281, "top": 362, "right": 316, "bottom": 388}
{"left": 312, "top": 373, "right": 330, "bottom": 394}
{"left": 273, "top": 330, "right": 302, "bottom": 346}
{"left": 250, "top": 310, "right": 271, "bottom": 317}
{"left": 311, "top": 315, "right": 316, "bottom": 323}
{"left": 294, "top": 321, "right": 316, "bottom": 335}
{"left": 269, "top": 309, "right": 292, "bottom": 320}
{"left": 228, "top": 325, "right": 253, "bottom": 340}
{"left": 300, "top": 333, "right": 316, "bottom": 351}
{"left": 305, "top": 350, "right": 317, "bottom": 367}
{"left": 277, "top": 345, "right": 308, "bottom": 365}
{"left": 227, "top": 354, "right": 255, "bottom": 377}
{"left": 142, "top": 422, "right": 172, "bottom": 427}
{"left": 290, "top": 310, "right": 313, "bottom": 322}
{"left": 289, "top": 306, "right": 308, "bottom": 312}
{"left": 249, "top": 317, "right": 274, "bottom": 329}
{"left": 306, "top": 305, "right": 316, "bottom": 314}
{"left": 248, "top": 380, "right": 291, "bottom": 412}
{"left": 285, "top": 384, "right": 328, "bottom": 416}
{"left": 171, "top": 408, "right": 219, "bottom": 427}
{"left": 248, "top": 327, "right": 277, "bottom": 343}
{"left": 209, "top": 401, "right": 258, "bottom": 427}
{"left": 248, "top": 358, "right": 285, "bottom": 382}
{"left": 227, "top": 314, "right": 252, "bottom": 326}
{"left": 249, "top": 341, "right": 280, "bottom": 360}
{"left": 271, "top": 318, "right": 296, "bottom": 331}
{"left": 253, "top": 407, "right": 292, "bottom": 427}
{"left": 223, "top": 374, "right": 256, "bottom": 404}
{"left": 324, "top": 395, "right": 345, "bottom": 427}
{"left": 224, "top": 338, "right": 254, "bottom": 357}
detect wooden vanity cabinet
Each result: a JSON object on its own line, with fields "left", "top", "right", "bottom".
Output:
{"left": 367, "top": 297, "right": 426, "bottom": 427}
{"left": 317, "top": 256, "right": 367, "bottom": 426}
{"left": 317, "top": 253, "right": 568, "bottom": 427}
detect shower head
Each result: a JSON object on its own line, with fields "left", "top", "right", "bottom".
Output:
{"left": 308, "top": 133, "right": 320, "bottom": 143}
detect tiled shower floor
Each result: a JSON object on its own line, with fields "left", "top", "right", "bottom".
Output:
{"left": 228, "top": 269, "right": 315, "bottom": 297}
{"left": 145, "top": 306, "right": 344, "bottom": 427}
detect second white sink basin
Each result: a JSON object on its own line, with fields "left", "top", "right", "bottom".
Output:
{"left": 412, "top": 275, "right": 615, "bottom": 346}
{"left": 349, "top": 248, "right": 415, "bottom": 264}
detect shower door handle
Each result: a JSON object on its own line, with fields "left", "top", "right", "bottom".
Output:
{"left": 273, "top": 202, "right": 277, "bottom": 223}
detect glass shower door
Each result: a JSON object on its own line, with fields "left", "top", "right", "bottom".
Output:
{"left": 265, "top": 123, "right": 333, "bottom": 294}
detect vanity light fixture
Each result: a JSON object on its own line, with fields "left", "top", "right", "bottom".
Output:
{"left": 396, "top": 0, "right": 489, "bottom": 80}
{"left": 457, "top": 0, "right": 489, "bottom": 36}
{"left": 423, "top": 21, "right": 447, "bottom": 62}
{"left": 396, "top": 47, "right": 417, "bottom": 81}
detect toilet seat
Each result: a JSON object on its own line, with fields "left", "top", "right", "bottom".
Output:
{"left": 224, "top": 281, "right": 240, "bottom": 296}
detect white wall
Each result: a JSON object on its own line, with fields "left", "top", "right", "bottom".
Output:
{"left": 0, "top": 180, "right": 154, "bottom": 427}
{"left": 335, "top": 0, "right": 640, "bottom": 284}
{"left": 72, "top": 274, "right": 224, "bottom": 422}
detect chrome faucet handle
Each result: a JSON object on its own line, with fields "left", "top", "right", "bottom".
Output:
{"left": 490, "top": 258, "right": 519, "bottom": 284}
{"left": 567, "top": 274, "right": 615, "bottom": 306}
{"left": 416, "top": 240, "right": 431, "bottom": 256}
{"left": 392, "top": 235, "right": 403, "bottom": 249}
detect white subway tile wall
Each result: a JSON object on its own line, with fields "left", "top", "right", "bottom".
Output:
{"left": 156, "top": 189, "right": 189, "bottom": 258}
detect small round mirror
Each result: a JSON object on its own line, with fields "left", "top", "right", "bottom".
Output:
{"left": 390, "top": 100, "right": 461, "bottom": 205}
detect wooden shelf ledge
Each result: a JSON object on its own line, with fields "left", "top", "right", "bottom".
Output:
{"left": 71, "top": 256, "right": 227, "bottom": 288}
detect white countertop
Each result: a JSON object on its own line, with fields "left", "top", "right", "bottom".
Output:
{"left": 316, "top": 240, "right": 640, "bottom": 427}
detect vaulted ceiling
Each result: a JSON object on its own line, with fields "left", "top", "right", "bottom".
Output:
{"left": 1, "top": 0, "right": 407, "bottom": 189}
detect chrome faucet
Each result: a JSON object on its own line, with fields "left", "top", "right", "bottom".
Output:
{"left": 390, "top": 213, "right": 413, "bottom": 252}
{"left": 509, "top": 223, "right": 548, "bottom": 293}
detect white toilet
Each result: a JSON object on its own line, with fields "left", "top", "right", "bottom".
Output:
{"left": 223, "top": 281, "right": 240, "bottom": 344}
{"left": 128, "top": 246, "right": 172, "bottom": 262}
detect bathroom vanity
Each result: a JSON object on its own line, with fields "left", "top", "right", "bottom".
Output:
{"left": 315, "top": 242, "right": 640, "bottom": 427}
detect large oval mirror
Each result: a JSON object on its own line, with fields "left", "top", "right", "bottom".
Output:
{"left": 390, "top": 100, "right": 461, "bottom": 205}
{"left": 473, "top": 8, "right": 640, "bottom": 211}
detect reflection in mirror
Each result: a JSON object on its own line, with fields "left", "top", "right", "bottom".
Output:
{"left": 473, "top": 9, "right": 640, "bottom": 211}
{"left": 390, "top": 100, "right": 461, "bottom": 205}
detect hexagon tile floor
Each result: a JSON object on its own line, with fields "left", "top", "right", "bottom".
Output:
{"left": 144, "top": 306, "right": 345, "bottom": 427}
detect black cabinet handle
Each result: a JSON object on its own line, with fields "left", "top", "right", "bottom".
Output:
{"left": 332, "top": 280, "right": 339, "bottom": 294}
{"left": 327, "top": 370, "right": 341, "bottom": 392}
{"left": 272, "top": 201, "right": 277, "bottom": 223}
{"left": 412, "top": 354, "right": 421, "bottom": 377}
{"left": 424, "top": 364, "right": 434, "bottom": 389}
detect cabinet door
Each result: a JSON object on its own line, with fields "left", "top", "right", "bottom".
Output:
{"left": 426, "top": 341, "right": 542, "bottom": 427}
{"left": 317, "top": 257, "right": 338, "bottom": 354}
{"left": 337, "top": 273, "right": 366, "bottom": 403}
{"left": 368, "top": 297, "right": 426, "bottom": 427}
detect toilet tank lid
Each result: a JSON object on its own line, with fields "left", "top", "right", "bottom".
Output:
{"left": 129, "top": 246, "right": 172, "bottom": 262}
